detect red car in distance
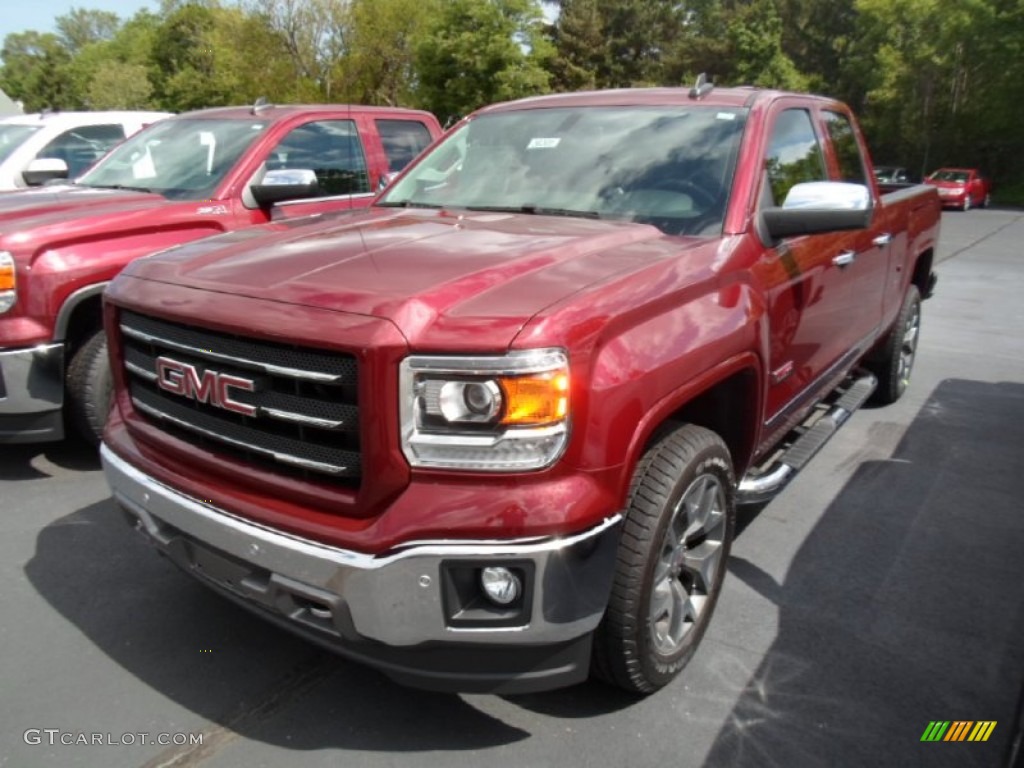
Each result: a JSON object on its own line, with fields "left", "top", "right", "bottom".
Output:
{"left": 925, "top": 167, "right": 991, "bottom": 210}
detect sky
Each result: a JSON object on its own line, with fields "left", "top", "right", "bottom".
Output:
{"left": 0, "top": 0, "right": 156, "bottom": 44}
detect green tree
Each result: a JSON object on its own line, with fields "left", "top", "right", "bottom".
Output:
{"left": 415, "top": 0, "right": 552, "bottom": 122}
{"left": 549, "top": 0, "right": 603, "bottom": 91}
{"left": 0, "top": 32, "right": 74, "bottom": 111}
{"left": 338, "top": 0, "right": 441, "bottom": 105}
{"left": 551, "top": 0, "right": 689, "bottom": 89}
{"left": 56, "top": 8, "right": 121, "bottom": 53}
{"left": 248, "top": 0, "right": 351, "bottom": 99}
{"left": 87, "top": 61, "right": 153, "bottom": 108}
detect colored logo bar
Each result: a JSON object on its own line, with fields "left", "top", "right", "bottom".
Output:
{"left": 921, "top": 721, "right": 996, "bottom": 742}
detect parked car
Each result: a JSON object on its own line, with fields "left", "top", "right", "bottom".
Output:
{"left": 925, "top": 167, "right": 991, "bottom": 210}
{"left": 0, "top": 111, "right": 170, "bottom": 190}
{"left": 100, "top": 85, "right": 941, "bottom": 694}
{"left": 873, "top": 165, "right": 916, "bottom": 184}
{"left": 0, "top": 103, "right": 442, "bottom": 444}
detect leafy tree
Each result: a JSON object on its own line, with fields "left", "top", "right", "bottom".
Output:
{"left": 338, "top": 0, "right": 441, "bottom": 105}
{"left": 248, "top": 0, "right": 351, "bottom": 99}
{"left": 0, "top": 32, "right": 75, "bottom": 111}
{"left": 87, "top": 61, "right": 153, "bottom": 108}
{"left": 415, "top": 0, "right": 552, "bottom": 122}
{"left": 56, "top": 8, "right": 120, "bottom": 53}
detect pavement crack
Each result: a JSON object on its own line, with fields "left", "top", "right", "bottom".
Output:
{"left": 137, "top": 652, "right": 335, "bottom": 768}
{"left": 938, "top": 210, "right": 1024, "bottom": 263}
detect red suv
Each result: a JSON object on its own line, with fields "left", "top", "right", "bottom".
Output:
{"left": 925, "top": 168, "right": 991, "bottom": 210}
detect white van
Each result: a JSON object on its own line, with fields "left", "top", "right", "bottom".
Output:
{"left": 0, "top": 111, "right": 171, "bottom": 190}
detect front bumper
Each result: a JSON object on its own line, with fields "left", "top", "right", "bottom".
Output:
{"left": 101, "top": 443, "right": 623, "bottom": 693}
{"left": 0, "top": 343, "right": 65, "bottom": 443}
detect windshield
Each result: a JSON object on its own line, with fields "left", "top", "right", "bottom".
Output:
{"left": 78, "top": 118, "right": 269, "bottom": 200}
{"left": 0, "top": 124, "right": 41, "bottom": 164}
{"left": 379, "top": 106, "right": 748, "bottom": 237}
{"left": 930, "top": 170, "right": 969, "bottom": 183}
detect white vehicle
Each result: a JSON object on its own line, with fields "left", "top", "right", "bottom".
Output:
{"left": 0, "top": 111, "right": 171, "bottom": 190}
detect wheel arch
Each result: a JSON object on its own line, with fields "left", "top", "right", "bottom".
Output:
{"left": 54, "top": 282, "right": 109, "bottom": 352}
{"left": 911, "top": 248, "right": 934, "bottom": 298}
{"left": 621, "top": 355, "right": 762, "bottom": 499}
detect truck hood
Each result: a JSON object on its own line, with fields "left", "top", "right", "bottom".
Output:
{"left": 0, "top": 183, "right": 169, "bottom": 254}
{"left": 124, "top": 207, "right": 708, "bottom": 349}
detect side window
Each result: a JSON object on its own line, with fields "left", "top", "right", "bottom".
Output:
{"left": 763, "top": 109, "right": 827, "bottom": 207}
{"left": 376, "top": 119, "right": 433, "bottom": 173}
{"left": 38, "top": 124, "right": 126, "bottom": 178}
{"left": 266, "top": 120, "right": 370, "bottom": 196}
{"left": 822, "top": 110, "right": 868, "bottom": 185}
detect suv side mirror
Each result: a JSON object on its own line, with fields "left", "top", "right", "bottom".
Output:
{"left": 250, "top": 168, "right": 320, "bottom": 207}
{"left": 23, "top": 158, "right": 70, "bottom": 187}
{"left": 761, "top": 181, "right": 872, "bottom": 240}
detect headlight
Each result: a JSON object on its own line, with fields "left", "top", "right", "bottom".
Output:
{"left": 400, "top": 348, "right": 570, "bottom": 471}
{"left": 0, "top": 251, "right": 15, "bottom": 314}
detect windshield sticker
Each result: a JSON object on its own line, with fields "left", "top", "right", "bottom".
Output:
{"left": 716, "top": 112, "right": 737, "bottom": 121}
{"left": 527, "top": 137, "right": 561, "bottom": 150}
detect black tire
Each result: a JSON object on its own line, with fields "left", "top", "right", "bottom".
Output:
{"left": 66, "top": 329, "right": 113, "bottom": 445}
{"left": 869, "top": 284, "right": 921, "bottom": 405}
{"left": 593, "top": 424, "right": 735, "bottom": 694}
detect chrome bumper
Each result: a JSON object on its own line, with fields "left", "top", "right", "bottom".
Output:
{"left": 0, "top": 343, "right": 64, "bottom": 443}
{"left": 101, "top": 443, "right": 621, "bottom": 649}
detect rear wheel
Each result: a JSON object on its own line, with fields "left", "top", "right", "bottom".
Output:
{"left": 869, "top": 284, "right": 921, "bottom": 405}
{"left": 66, "top": 329, "right": 113, "bottom": 445}
{"left": 593, "top": 424, "right": 735, "bottom": 694}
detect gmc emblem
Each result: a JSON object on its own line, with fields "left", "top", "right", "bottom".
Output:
{"left": 155, "top": 356, "right": 257, "bottom": 416}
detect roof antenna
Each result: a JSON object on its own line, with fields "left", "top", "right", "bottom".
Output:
{"left": 252, "top": 96, "right": 272, "bottom": 115}
{"left": 689, "top": 73, "right": 714, "bottom": 100}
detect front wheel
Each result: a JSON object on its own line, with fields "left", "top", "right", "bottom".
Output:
{"left": 66, "top": 329, "right": 113, "bottom": 445}
{"left": 869, "top": 284, "right": 921, "bottom": 405}
{"left": 962, "top": 194, "right": 972, "bottom": 211}
{"left": 593, "top": 424, "right": 735, "bottom": 694}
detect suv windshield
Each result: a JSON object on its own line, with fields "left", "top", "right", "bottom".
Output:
{"left": 378, "top": 106, "right": 748, "bottom": 237}
{"left": 0, "top": 124, "right": 41, "bottom": 164}
{"left": 78, "top": 118, "right": 269, "bottom": 200}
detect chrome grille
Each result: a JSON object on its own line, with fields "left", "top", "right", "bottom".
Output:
{"left": 119, "top": 310, "right": 361, "bottom": 484}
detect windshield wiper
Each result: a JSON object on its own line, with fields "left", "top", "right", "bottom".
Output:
{"left": 376, "top": 200, "right": 444, "bottom": 209}
{"left": 465, "top": 204, "right": 603, "bottom": 220}
{"left": 79, "top": 183, "right": 155, "bottom": 194}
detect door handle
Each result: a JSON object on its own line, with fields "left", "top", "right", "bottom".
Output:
{"left": 832, "top": 250, "right": 856, "bottom": 267}
{"left": 872, "top": 233, "right": 892, "bottom": 247}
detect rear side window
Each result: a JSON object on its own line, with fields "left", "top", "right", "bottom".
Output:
{"left": 823, "top": 111, "right": 868, "bottom": 185}
{"left": 763, "top": 109, "right": 826, "bottom": 207}
{"left": 39, "top": 124, "right": 126, "bottom": 178}
{"left": 266, "top": 120, "right": 370, "bottom": 196}
{"left": 376, "top": 119, "right": 433, "bottom": 173}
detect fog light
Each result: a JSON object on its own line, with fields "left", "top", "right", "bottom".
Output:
{"left": 480, "top": 566, "right": 521, "bottom": 606}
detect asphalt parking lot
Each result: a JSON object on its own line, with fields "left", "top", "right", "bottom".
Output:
{"left": 2, "top": 208, "right": 1023, "bottom": 768}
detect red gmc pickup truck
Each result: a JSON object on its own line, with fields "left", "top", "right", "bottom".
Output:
{"left": 100, "top": 86, "right": 941, "bottom": 694}
{"left": 0, "top": 103, "right": 441, "bottom": 444}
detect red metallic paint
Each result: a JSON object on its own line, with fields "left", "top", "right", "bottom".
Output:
{"left": 103, "top": 88, "right": 941, "bottom": 552}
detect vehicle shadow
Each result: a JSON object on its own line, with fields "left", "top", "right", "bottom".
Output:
{"left": 703, "top": 378, "right": 1024, "bottom": 768}
{"left": 25, "top": 500, "right": 529, "bottom": 753}
{"left": 1, "top": 438, "right": 101, "bottom": 480}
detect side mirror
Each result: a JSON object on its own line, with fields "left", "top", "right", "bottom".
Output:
{"left": 378, "top": 172, "right": 399, "bottom": 191}
{"left": 250, "top": 168, "right": 320, "bottom": 207}
{"left": 761, "top": 181, "right": 872, "bottom": 240}
{"left": 23, "top": 158, "right": 69, "bottom": 187}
